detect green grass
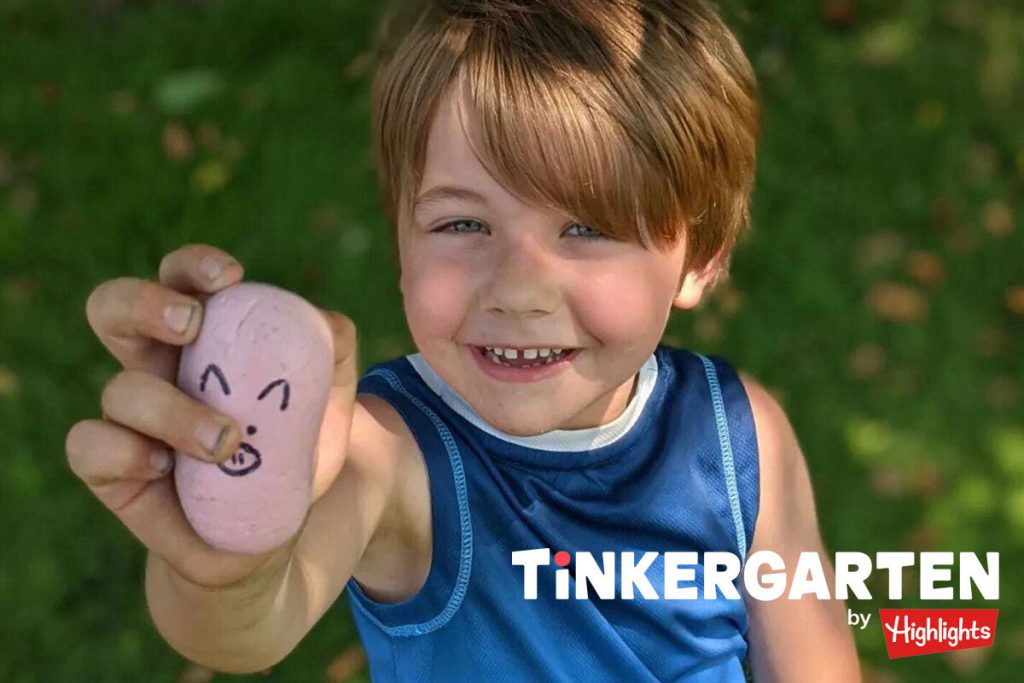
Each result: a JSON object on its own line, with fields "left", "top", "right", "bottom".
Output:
{"left": 1, "top": 0, "right": 1022, "bottom": 681}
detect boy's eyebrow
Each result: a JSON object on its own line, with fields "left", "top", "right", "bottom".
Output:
{"left": 413, "top": 185, "right": 490, "bottom": 214}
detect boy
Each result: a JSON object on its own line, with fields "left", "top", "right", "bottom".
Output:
{"left": 67, "top": 0, "right": 861, "bottom": 680}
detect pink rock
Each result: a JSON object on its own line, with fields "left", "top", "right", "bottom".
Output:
{"left": 174, "top": 282, "right": 333, "bottom": 554}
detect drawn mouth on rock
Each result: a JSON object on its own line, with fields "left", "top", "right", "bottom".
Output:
{"left": 218, "top": 442, "right": 262, "bottom": 477}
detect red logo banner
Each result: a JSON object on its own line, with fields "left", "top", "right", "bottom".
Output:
{"left": 879, "top": 609, "right": 998, "bottom": 658}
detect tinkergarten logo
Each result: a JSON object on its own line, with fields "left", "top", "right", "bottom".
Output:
{"left": 512, "top": 549, "right": 1000, "bottom": 658}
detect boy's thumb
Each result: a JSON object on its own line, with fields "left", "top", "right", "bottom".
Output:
{"left": 310, "top": 308, "right": 358, "bottom": 504}
{"left": 319, "top": 309, "right": 358, "bottom": 392}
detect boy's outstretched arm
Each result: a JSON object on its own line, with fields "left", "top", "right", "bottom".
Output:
{"left": 70, "top": 244, "right": 427, "bottom": 673}
{"left": 739, "top": 373, "right": 862, "bottom": 683}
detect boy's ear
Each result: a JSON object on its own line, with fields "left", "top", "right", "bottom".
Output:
{"left": 673, "top": 251, "right": 725, "bottom": 311}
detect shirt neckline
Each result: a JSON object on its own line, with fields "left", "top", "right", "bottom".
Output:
{"left": 405, "top": 352, "right": 660, "bottom": 457}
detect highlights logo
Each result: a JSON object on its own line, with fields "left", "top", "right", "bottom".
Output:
{"left": 880, "top": 609, "right": 999, "bottom": 658}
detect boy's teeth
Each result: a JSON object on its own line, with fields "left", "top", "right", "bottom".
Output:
{"left": 482, "top": 346, "right": 573, "bottom": 367}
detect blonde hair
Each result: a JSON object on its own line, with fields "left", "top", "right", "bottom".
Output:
{"left": 370, "top": 0, "right": 759, "bottom": 273}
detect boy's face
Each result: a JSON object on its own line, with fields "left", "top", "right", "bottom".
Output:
{"left": 397, "top": 85, "right": 716, "bottom": 436}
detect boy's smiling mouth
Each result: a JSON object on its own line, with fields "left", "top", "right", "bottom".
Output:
{"left": 465, "top": 344, "right": 581, "bottom": 382}
{"left": 481, "top": 346, "right": 574, "bottom": 367}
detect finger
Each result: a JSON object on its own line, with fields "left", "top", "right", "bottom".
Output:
{"left": 310, "top": 309, "right": 357, "bottom": 503}
{"left": 101, "top": 370, "right": 241, "bottom": 463}
{"left": 319, "top": 309, "right": 358, "bottom": 391}
{"left": 158, "top": 243, "right": 244, "bottom": 296}
{"left": 126, "top": 475, "right": 280, "bottom": 588}
{"left": 86, "top": 277, "right": 203, "bottom": 377}
{"left": 66, "top": 419, "right": 174, "bottom": 485}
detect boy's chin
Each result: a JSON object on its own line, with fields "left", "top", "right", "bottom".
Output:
{"left": 474, "top": 405, "right": 568, "bottom": 437}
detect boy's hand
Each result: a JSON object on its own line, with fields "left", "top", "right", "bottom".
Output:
{"left": 66, "top": 244, "right": 357, "bottom": 590}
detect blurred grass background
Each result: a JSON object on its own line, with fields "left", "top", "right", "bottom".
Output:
{"left": 0, "top": 0, "right": 1021, "bottom": 681}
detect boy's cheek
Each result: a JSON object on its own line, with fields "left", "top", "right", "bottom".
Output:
{"left": 571, "top": 275, "right": 673, "bottom": 347}
{"left": 402, "top": 269, "right": 471, "bottom": 338}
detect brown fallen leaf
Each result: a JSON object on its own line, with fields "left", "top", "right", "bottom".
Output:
{"left": 869, "top": 465, "right": 906, "bottom": 498}
{"left": 163, "top": 122, "right": 194, "bottom": 162}
{"left": 909, "top": 462, "right": 943, "bottom": 497}
{"left": 930, "top": 196, "right": 959, "bottom": 227}
{"left": 847, "top": 343, "right": 885, "bottom": 380}
{"left": 1007, "top": 286, "right": 1024, "bottom": 316}
{"left": 821, "top": 0, "right": 857, "bottom": 27}
{"left": 0, "top": 366, "right": 18, "bottom": 397}
{"left": 325, "top": 644, "right": 367, "bottom": 682}
{"left": 867, "top": 282, "right": 929, "bottom": 322}
{"left": 982, "top": 200, "right": 1014, "bottom": 238}
{"left": 857, "top": 231, "right": 904, "bottom": 269}
{"left": 905, "top": 251, "right": 946, "bottom": 287}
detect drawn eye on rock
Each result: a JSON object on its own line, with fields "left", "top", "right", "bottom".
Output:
{"left": 257, "top": 378, "right": 290, "bottom": 411}
{"left": 200, "top": 363, "right": 231, "bottom": 396}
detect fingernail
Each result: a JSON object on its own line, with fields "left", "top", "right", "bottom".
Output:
{"left": 163, "top": 303, "right": 196, "bottom": 335}
{"left": 197, "top": 421, "right": 230, "bottom": 457}
{"left": 150, "top": 448, "right": 173, "bottom": 474}
{"left": 201, "top": 256, "right": 226, "bottom": 282}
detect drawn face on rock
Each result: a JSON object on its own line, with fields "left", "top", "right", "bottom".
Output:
{"left": 198, "top": 363, "right": 291, "bottom": 477}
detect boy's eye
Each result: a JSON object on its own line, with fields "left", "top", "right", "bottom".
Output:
{"left": 564, "top": 223, "right": 605, "bottom": 238}
{"left": 435, "top": 219, "right": 486, "bottom": 234}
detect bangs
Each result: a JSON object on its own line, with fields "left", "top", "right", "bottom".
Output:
{"left": 372, "top": 0, "right": 758, "bottom": 268}
{"left": 458, "top": 38, "right": 675, "bottom": 248}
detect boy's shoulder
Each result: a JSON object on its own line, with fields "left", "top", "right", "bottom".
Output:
{"left": 655, "top": 343, "right": 807, "bottom": 542}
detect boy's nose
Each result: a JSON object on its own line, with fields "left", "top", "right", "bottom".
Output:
{"left": 480, "top": 240, "right": 561, "bottom": 316}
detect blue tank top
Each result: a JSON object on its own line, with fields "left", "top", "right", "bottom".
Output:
{"left": 344, "top": 346, "right": 760, "bottom": 682}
